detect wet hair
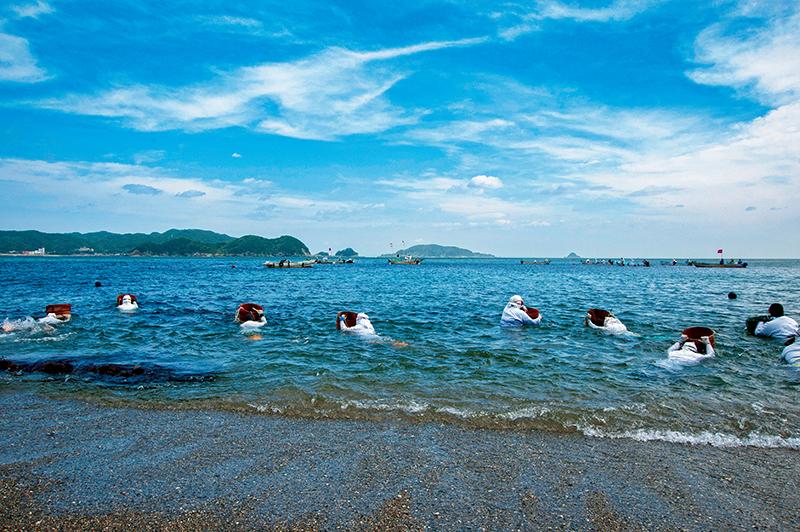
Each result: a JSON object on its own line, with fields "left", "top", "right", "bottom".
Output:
{"left": 727, "top": 292, "right": 737, "bottom": 299}
{"left": 768, "top": 303, "right": 784, "bottom": 317}
{"left": 94, "top": 281, "right": 102, "bottom": 287}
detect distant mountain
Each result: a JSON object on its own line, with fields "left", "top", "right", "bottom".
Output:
{"left": 335, "top": 247, "right": 358, "bottom": 257}
{"left": 0, "top": 229, "right": 309, "bottom": 257}
{"left": 382, "top": 244, "right": 493, "bottom": 258}
{"left": 565, "top": 252, "right": 581, "bottom": 259}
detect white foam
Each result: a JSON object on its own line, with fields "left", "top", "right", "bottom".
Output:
{"left": 580, "top": 427, "right": 800, "bottom": 449}
{"left": 498, "top": 405, "right": 551, "bottom": 420}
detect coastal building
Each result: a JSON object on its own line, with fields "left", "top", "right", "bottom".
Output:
{"left": 22, "top": 247, "right": 46, "bottom": 255}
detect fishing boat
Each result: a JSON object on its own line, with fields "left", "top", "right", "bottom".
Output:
{"left": 264, "top": 260, "right": 315, "bottom": 268}
{"left": 693, "top": 262, "right": 747, "bottom": 269}
{"left": 388, "top": 256, "right": 422, "bottom": 265}
{"left": 520, "top": 259, "right": 550, "bottom": 265}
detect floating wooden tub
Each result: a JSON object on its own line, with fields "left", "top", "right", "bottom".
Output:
{"left": 682, "top": 326, "right": 716, "bottom": 347}
{"left": 746, "top": 315, "right": 772, "bottom": 335}
{"left": 45, "top": 304, "right": 71, "bottom": 318}
{"left": 337, "top": 311, "right": 358, "bottom": 329}
{"left": 525, "top": 308, "right": 540, "bottom": 320}
{"left": 587, "top": 308, "right": 610, "bottom": 327}
{"left": 116, "top": 294, "right": 138, "bottom": 306}
{"left": 236, "top": 303, "right": 264, "bottom": 323}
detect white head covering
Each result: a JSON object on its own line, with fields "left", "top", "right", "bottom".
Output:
{"left": 509, "top": 295, "right": 524, "bottom": 307}
{"left": 122, "top": 295, "right": 132, "bottom": 305}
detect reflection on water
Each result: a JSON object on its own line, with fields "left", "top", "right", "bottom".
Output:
{"left": 1, "top": 257, "right": 799, "bottom": 448}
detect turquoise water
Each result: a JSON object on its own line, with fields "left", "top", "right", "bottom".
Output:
{"left": 1, "top": 257, "right": 798, "bottom": 448}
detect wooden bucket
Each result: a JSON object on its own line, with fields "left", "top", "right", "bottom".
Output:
{"left": 525, "top": 308, "right": 540, "bottom": 320}
{"left": 337, "top": 311, "right": 358, "bottom": 329}
{"left": 587, "top": 308, "right": 610, "bottom": 327}
{"left": 682, "top": 326, "right": 716, "bottom": 348}
{"left": 236, "top": 303, "right": 264, "bottom": 323}
{"left": 45, "top": 304, "right": 71, "bottom": 317}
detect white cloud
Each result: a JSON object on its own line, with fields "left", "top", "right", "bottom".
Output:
{"left": 469, "top": 175, "right": 503, "bottom": 189}
{"left": 0, "top": 32, "right": 47, "bottom": 82}
{"left": 532, "top": 0, "right": 654, "bottom": 22}
{"left": 11, "top": 0, "right": 53, "bottom": 18}
{"left": 231, "top": 152, "right": 242, "bottom": 158}
{"left": 198, "top": 15, "right": 263, "bottom": 29}
{"left": 688, "top": 10, "right": 800, "bottom": 105}
{"left": 35, "top": 38, "right": 485, "bottom": 140}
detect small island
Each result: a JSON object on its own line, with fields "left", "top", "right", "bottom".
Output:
{"left": 565, "top": 252, "right": 581, "bottom": 259}
{"left": 335, "top": 247, "right": 359, "bottom": 257}
{"left": 382, "top": 244, "right": 494, "bottom": 258}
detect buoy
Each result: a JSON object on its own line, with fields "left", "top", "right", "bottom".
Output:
{"left": 336, "top": 311, "right": 358, "bottom": 330}
{"left": 116, "top": 294, "right": 139, "bottom": 311}
{"left": 682, "top": 326, "right": 716, "bottom": 348}
{"left": 586, "top": 308, "right": 611, "bottom": 327}
{"left": 236, "top": 303, "right": 266, "bottom": 327}
{"left": 44, "top": 304, "right": 71, "bottom": 322}
{"left": 728, "top": 292, "right": 737, "bottom": 299}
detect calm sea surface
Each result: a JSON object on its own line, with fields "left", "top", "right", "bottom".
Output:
{"left": 1, "top": 257, "right": 798, "bottom": 448}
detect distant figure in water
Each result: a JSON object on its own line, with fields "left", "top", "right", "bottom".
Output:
{"left": 339, "top": 312, "right": 376, "bottom": 335}
{"left": 728, "top": 292, "right": 737, "bottom": 300}
{"left": 754, "top": 303, "right": 798, "bottom": 340}
{"left": 95, "top": 281, "right": 102, "bottom": 287}
{"left": 116, "top": 294, "right": 139, "bottom": 312}
{"left": 782, "top": 335, "right": 800, "bottom": 366}
{"left": 585, "top": 309, "right": 627, "bottom": 334}
{"left": 500, "top": 295, "right": 541, "bottom": 327}
{"left": 667, "top": 335, "right": 715, "bottom": 364}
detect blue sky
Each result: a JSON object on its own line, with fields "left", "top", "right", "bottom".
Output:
{"left": 1, "top": 0, "right": 798, "bottom": 257}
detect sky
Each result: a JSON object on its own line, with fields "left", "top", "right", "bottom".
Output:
{"left": 0, "top": 0, "right": 798, "bottom": 257}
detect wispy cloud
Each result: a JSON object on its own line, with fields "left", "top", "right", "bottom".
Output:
{"left": 688, "top": 9, "right": 800, "bottom": 105}
{"left": 35, "top": 38, "right": 485, "bottom": 140}
{"left": 123, "top": 183, "right": 163, "bottom": 195}
{"left": 11, "top": 0, "right": 53, "bottom": 19}
{"left": 176, "top": 189, "right": 206, "bottom": 198}
{"left": 0, "top": 32, "right": 47, "bottom": 82}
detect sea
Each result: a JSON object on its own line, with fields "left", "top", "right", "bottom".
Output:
{"left": 1, "top": 257, "right": 798, "bottom": 449}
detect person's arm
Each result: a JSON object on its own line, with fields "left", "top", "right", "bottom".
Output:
{"left": 702, "top": 337, "right": 715, "bottom": 357}
{"left": 516, "top": 307, "right": 537, "bottom": 325}
{"left": 753, "top": 320, "right": 770, "bottom": 336}
{"left": 667, "top": 341, "right": 682, "bottom": 353}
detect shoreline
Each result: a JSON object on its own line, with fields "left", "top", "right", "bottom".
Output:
{"left": 1, "top": 391, "right": 798, "bottom": 529}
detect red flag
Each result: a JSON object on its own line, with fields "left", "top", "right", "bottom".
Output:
{"left": 717, "top": 249, "right": 723, "bottom": 254}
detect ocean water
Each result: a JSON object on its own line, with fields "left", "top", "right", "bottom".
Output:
{"left": 1, "top": 257, "right": 799, "bottom": 449}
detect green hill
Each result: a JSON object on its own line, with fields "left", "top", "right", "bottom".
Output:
{"left": 0, "top": 229, "right": 309, "bottom": 257}
{"left": 335, "top": 247, "right": 359, "bottom": 257}
{"left": 382, "top": 244, "right": 493, "bottom": 258}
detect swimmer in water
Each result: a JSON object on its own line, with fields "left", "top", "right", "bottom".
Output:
{"left": 667, "top": 335, "right": 715, "bottom": 364}
{"left": 117, "top": 294, "right": 139, "bottom": 312}
{"left": 500, "top": 295, "right": 541, "bottom": 327}
{"left": 782, "top": 335, "right": 800, "bottom": 366}
{"left": 585, "top": 309, "right": 628, "bottom": 334}
{"left": 753, "top": 303, "right": 799, "bottom": 341}
{"left": 339, "top": 312, "right": 376, "bottom": 335}
{"left": 236, "top": 303, "right": 266, "bottom": 328}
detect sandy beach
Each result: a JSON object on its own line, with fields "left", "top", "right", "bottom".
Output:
{"left": 1, "top": 390, "right": 798, "bottom": 530}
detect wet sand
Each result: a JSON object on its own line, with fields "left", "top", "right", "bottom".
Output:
{"left": 1, "top": 391, "right": 798, "bottom": 530}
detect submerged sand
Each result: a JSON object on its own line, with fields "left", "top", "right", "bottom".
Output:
{"left": 0, "top": 391, "right": 798, "bottom": 530}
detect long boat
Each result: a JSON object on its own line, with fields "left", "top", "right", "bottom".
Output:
{"left": 264, "top": 260, "right": 315, "bottom": 268}
{"left": 693, "top": 262, "right": 748, "bottom": 269}
{"left": 520, "top": 259, "right": 550, "bottom": 265}
{"left": 388, "top": 256, "right": 422, "bottom": 265}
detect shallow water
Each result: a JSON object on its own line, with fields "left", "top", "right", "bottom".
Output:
{"left": 1, "top": 257, "right": 798, "bottom": 448}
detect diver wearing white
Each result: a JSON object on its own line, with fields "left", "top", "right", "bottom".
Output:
{"left": 339, "top": 312, "right": 376, "bottom": 335}
{"left": 755, "top": 316, "right": 799, "bottom": 340}
{"left": 667, "top": 336, "right": 715, "bottom": 364}
{"left": 500, "top": 295, "right": 541, "bottom": 327}
{"left": 117, "top": 294, "right": 139, "bottom": 312}
{"left": 782, "top": 336, "right": 800, "bottom": 366}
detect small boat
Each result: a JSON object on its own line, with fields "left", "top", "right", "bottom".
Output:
{"left": 337, "top": 258, "right": 355, "bottom": 264}
{"left": 388, "top": 256, "right": 422, "bottom": 265}
{"left": 520, "top": 259, "right": 550, "bottom": 265}
{"left": 264, "top": 260, "right": 315, "bottom": 268}
{"left": 314, "top": 258, "right": 334, "bottom": 265}
{"left": 693, "top": 262, "right": 747, "bottom": 269}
